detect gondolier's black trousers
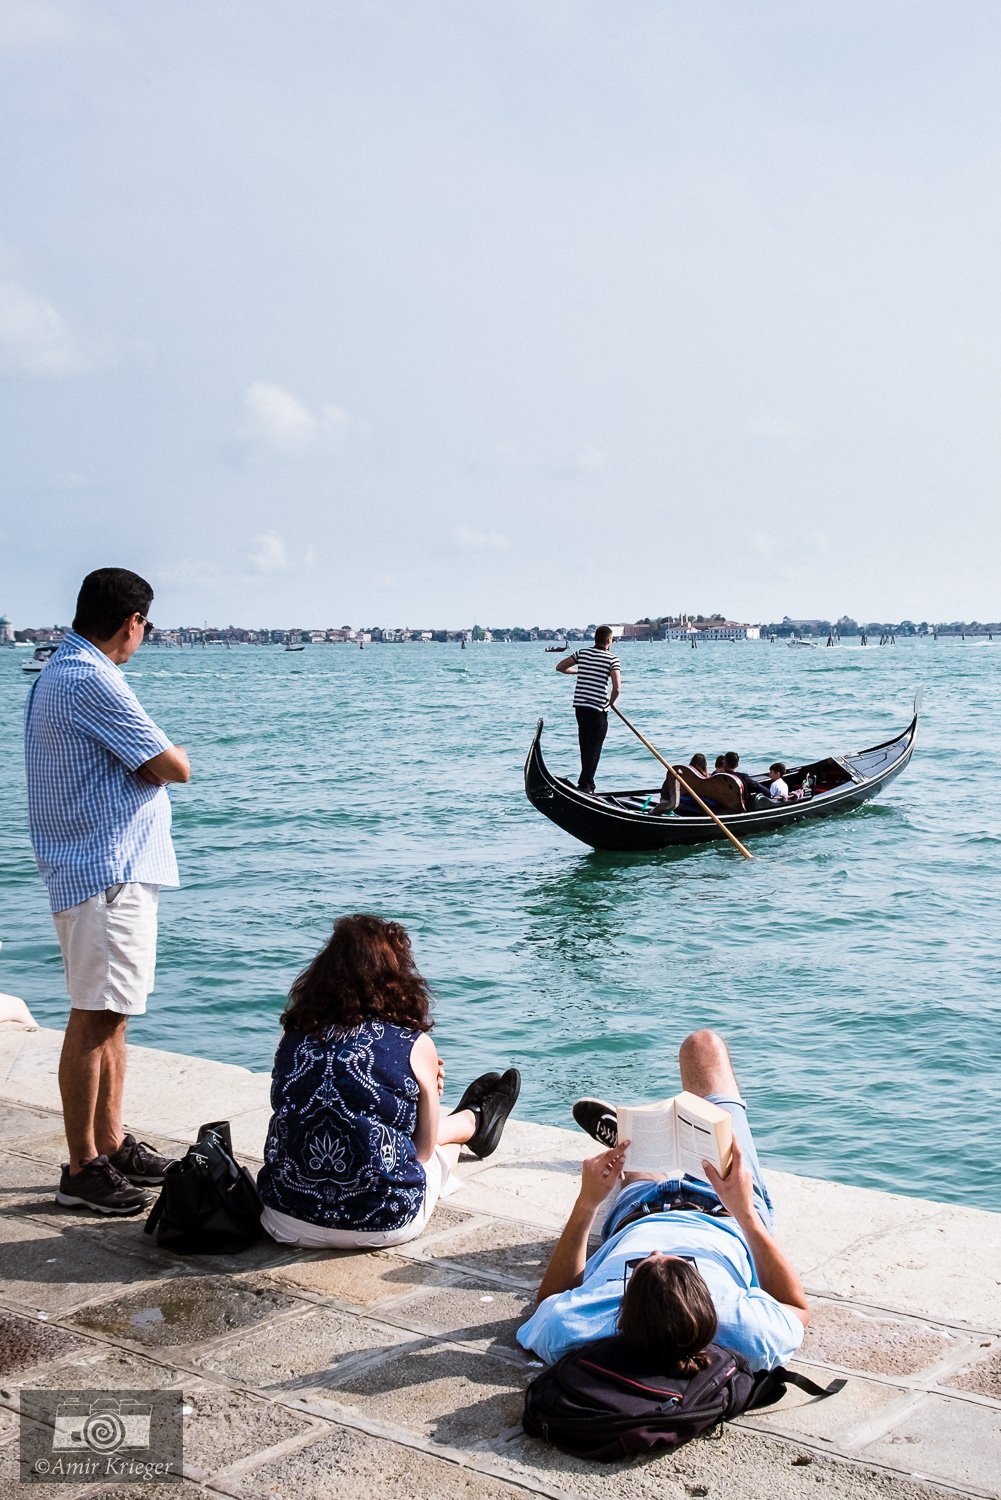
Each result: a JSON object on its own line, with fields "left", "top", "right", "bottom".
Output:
{"left": 575, "top": 706, "right": 608, "bottom": 793}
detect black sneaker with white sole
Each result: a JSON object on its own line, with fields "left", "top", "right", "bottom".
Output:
{"left": 108, "top": 1133, "right": 176, "bottom": 1185}
{"left": 572, "top": 1097, "right": 618, "bottom": 1148}
{"left": 56, "top": 1156, "right": 152, "bottom": 1215}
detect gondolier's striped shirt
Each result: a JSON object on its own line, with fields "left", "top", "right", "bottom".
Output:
{"left": 24, "top": 631, "right": 179, "bottom": 913}
{"left": 570, "top": 646, "right": 621, "bottom": 710}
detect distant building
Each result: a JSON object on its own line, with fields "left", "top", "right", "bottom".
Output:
{"left": 693, "top": 620, "right": 758, "bottom": 641}
{"left": 0, "top": 615, "right": 13, "bottom": 644}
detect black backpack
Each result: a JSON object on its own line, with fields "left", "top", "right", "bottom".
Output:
{"left": 144, "top": 1121, "right": 263, "bottom": 1254}
{"left": 523, "top": 1336, "right": 844, "bottom": 1462}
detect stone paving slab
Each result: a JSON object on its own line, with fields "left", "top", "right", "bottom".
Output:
{"left": 857, "top": 1389, "right": 1001, "bottom": 1493}
{"left": 190, "top": 1306, "right": 415, "bottom": 1393}
{"left": 1, "top": 1023, "right": 1000, "bottom": 1500}
{"left": 800, "top": 1297, "right": 976, "bottom": 1377}
{"left": 234, "top": 1423, "right": 532, "bottom": 1500}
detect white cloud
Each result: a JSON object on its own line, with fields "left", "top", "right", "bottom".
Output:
{"left": 238, "top": 381, "right": 349, "bottom": 455}
{"left": 303, "top": 543, "right": 317, "bottom": 567}
{"left": 247, "top": 531, "right": 289, "bottom": 574}
{"left": 0, "top": 2, "right": 120, "bottom": 51}
{"left": 0, "top": 279, "right": 85, "bottom": 376}
{"left": 456, "top": 525, "right": 509, "bottom": 551}
{"left": 0, "top": 1, "right": 77, "bottom": 49}
{"left": 569, "top": 444, "right": 609, "bottom": 474}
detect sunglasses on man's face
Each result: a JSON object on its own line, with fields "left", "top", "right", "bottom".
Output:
{"left": 622, "top": 1253, "right": 697, "bottom": 1292}
{"left": 137, "top": 615, "right": 154, "bottom": 639}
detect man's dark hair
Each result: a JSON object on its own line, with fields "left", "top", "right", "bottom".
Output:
{"left": 770, "top": 762, "right": 786, "bottom": 776}
{"left": 723, "top": 751, "right": 740, "bottom": 771}
{"left": 594, "top": 624, "right": 614, "bottom": 647}
{"left": 618, "top": 1256, "right": 718, "bottom": 1373}
{"left": 714, "top": 755, "right": 726, "bottom": 771}
{"left": 73, "top": 569, "right": 153, "bottom": 640}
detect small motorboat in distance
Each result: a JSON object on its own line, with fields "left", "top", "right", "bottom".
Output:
{"left": 21, "top": 644, "right": 58, "bottom": 674}
{"left": 524, "top": 693, "right": 920, "bottom": 852}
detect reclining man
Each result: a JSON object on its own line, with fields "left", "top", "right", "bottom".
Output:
{"left": 518, "top": 1030, "right": 809, "bottom": 1371}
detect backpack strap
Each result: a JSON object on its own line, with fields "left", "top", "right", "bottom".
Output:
{"left": 746, "top": 1366, "right": 847, "bottom": 1412}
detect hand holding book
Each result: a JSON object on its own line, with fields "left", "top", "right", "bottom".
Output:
{"left": 616, "top": 1091, "right": 733, "bottom": 1183}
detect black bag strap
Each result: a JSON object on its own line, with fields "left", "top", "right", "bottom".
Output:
{"left": 746, "top": 1366, "right": 847, "bottom": 1412}
{"left": 143, "top": 1191, "right": 165, "bottom": 1235}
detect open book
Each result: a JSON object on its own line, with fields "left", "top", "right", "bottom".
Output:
{"left": 617, "top": 1092, "right": 733, "bottom": 1182}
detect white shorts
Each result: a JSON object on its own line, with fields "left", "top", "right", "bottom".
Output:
{"left": 53, "top": 883, "right": 159, "bottom": 1016}
{"left": 260, "top": 1146, "right": 459, "bottom": 1249}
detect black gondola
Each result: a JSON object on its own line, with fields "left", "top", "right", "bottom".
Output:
{"left": 524, "top": 694, "right": 920, "bottom": 852}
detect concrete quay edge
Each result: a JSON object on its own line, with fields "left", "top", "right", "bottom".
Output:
{"left": 0, "top": 1021, "right": 999, "bottom": 1500}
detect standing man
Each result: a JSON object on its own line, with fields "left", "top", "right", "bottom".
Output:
{"left": 556, "top": 625, "right": 621, "bottom": 793}
{"left": 24, "top": 568, "right": 190, "bottom": 1215}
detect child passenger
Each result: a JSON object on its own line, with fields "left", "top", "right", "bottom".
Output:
{"left": 257, "top": 914, "right": 520, "bottom": 1249}
{"left": 769, "top": 763, "right": 790, "bottom": 800}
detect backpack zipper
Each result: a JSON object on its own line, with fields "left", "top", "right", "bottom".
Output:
{"left": 577, "top": 1359, "right": 683, "bottom": 1400}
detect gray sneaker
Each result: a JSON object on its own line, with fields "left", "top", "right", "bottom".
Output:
{"left": 108, "top": 1133, "right": 176, "bottom": 1185}
{"left": 56, "top": 1156, "right": 152, "bottom": 1215}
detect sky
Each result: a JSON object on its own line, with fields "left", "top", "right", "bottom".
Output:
{"left": 1, "top": 0, "right": 999, "bottom": 630}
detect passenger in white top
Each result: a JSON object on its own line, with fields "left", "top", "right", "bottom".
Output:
{"left": 768, "top": 763, "right": 789, "bottom": 800}
{"left": 556, "top": 626, "right": 622, "bottom": 793}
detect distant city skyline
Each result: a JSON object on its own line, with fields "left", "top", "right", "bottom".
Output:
{"left": 6, "top": 609, "right": 998, "bottom": 643}
{"left": 2, "top": 5, "right": 1000, "bottom": 627}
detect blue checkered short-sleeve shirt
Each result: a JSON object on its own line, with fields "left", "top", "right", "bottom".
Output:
{"left": 24, "top": 631, "right": 180, "bottom": 913}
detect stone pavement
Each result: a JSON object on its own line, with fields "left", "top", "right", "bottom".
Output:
{"left": 1, "top": 1023, "right": 999, "bottom": 1500}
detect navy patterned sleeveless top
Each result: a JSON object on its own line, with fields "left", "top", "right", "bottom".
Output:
{"left": 257, "top": 1020, "right": 426, "bottom": 1232}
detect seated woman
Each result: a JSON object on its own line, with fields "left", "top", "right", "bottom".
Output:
{"left": 258, "top": 913, "right": 520, "bottom": 1249}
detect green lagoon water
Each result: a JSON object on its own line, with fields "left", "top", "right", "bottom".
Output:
{"left": 2, "top": 639, "right": 999, "bottom": 1210}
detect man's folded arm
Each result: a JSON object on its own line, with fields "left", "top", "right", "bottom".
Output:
{"left": 137, "top": 746, "right": 190, "bottom": 785}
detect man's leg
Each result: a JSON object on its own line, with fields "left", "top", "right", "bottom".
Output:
{"left": 58, "top": 1010, "right": 128, "bottom": 1173}
{"left": 679, "top": 1028, "right": 740, "bottom": 1098}
{"left": 576, "top": 707, "right": 607, "bottom": 791}
{"left": 94, "top": 1016, "right": 128, "bottom": 1159}
{"left": 678, "top": 1029, "right": 774, "bottom": 1227}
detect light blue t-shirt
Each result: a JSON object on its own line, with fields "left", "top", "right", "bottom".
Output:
{"left": 517, "top": 1211, "right": 804, "bottom": 1372}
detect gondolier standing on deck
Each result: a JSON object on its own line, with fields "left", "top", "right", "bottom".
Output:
{"left": 556, "top": 625, "right": 621, "bottom": 794}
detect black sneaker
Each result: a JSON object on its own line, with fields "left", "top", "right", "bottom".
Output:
{"left": 108, "top": 1133, "right": 176, "bottom": 1185}
{"left": 467, "top": 1068, "right": 521, "bottom": 1159}
{"left": 572, "top": 1097, "right": 618, "bottom": 1148}
{"left": 56, "top": 1156, "right": 152, "bottom": 1216}
{"left": 452, "top": 1071, "right": 501, "bottom": 1118}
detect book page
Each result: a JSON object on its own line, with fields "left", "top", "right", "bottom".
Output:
{"left": 673, "top": 1092, "right": 732, "bottom": 1181}
{"left": 616, "top": 1100, "right": 677, "bottom": 1177}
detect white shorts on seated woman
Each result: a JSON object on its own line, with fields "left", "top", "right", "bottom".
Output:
{"left": 260, "top": 1146, "right": 459, "bottom": 1249}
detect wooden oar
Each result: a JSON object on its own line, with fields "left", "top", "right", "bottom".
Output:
{"left": 610, "top": 705, "right": 753, "bottom": 861}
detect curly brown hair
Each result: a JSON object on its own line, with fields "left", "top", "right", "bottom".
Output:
{"left": 618, "top": 1255, "right": 718, "bottom": 1374}
{"left": 280, "top": 914, "right": 434, "bottom": 1036}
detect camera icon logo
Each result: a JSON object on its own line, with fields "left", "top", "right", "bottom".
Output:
{"left": 52, "top": 1398, "right": 152, "bottom": 1455}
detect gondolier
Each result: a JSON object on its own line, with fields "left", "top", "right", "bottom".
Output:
{"left": 556, "top": 626, "right": 622, "bottom": 793}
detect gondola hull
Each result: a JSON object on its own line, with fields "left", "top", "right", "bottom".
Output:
{"left": 524, "top": 705, "right": 918, "bottom": 852}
